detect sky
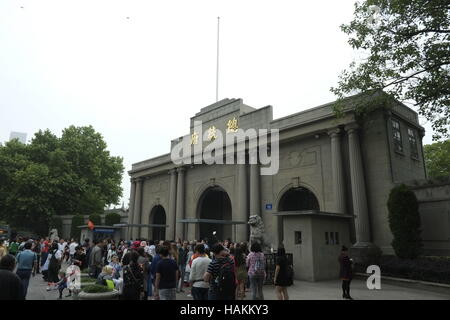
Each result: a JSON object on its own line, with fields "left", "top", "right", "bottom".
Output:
{"left": 0, "top": 0, "right": 435, "bottom": 207}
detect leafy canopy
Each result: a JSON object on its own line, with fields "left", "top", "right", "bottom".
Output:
{"left": 332, "top": 0, "right": 450, "bottom": 139}
{"left": 424, "top": 139, "right": 450, "bottom": 178}
{"left": 0, "top": 126, "right": 124, "bottom": 235}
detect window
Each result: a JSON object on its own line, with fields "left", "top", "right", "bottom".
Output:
{"left": 325, "top": 232, "right": 329, "bottom": 245}
{"left": 408, "top": 128, "right": 419, "bottom": 159}
{"left": 295, "top": 231, "right": 302, "bottom": 245}
{"left": 391, "top": 119, "right": 403, "bottom": 153}
{"left": 330, "top": 232, "right": 335, "bottom": 245}
{"left": 335, "top": 232, "right": 340, "bottom": 245}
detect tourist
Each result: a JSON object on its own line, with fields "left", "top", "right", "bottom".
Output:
{"left": 121, "top": 251, "right": 144, "bottom": 300}
{"left": 8, "top": 238, "right": 20, "bottom": 256}
{"left": 189, "top": 244, "right": 211, "bottom": 300}
{"left": 274, "top": 247, "right": 292, "bottom": 300}
{"left": 74, "top": 246, "right": 86, "bottom": 270}
{"left": 148, "top": 240, "right": 156, "bottom": 258}
{"left": 96, "top": 265, "right": 114, "bottom": 285}
{"left": 40, "top": 238, "right": 50, "bottom": 270}
{"left": 339, "top": 246, "right": 353, "bottom": 300}
{"left": 177, "top": 240, "right": 189, "bottom": 293}
{"left": 170, "top": 242, "right": 179, "bottom": 264}
{"left": 68, "top": 239, "right": 78, "bottom": 262}
{"left": 107, "top": 244, "right": 117, "bottom": 264}
{"left": 234, "top": 247, "right": 248, "bottom": 300}
{"left": 109, "top": 255, "right": 122, "bottom": 279}
{"left": 0, "top": 239, "right": 8, "bottom": 260}
{"left": 246, "top": 242, "right": 266, "bottom": 300}
{"left": 204, "top": 243, "right": 236, "bottom": 300}
{"left": 15, "top": 242, "right": 37, "bottom": 299}
{"left": 31, "top": 240, "right": 41, "bottom": 273}
{"left": 154, "top": 246, "right": 179, "bottom": 300}
{"left": 45, "top": 242, "right": 62, "bottom": 285}
{"left": 137, "top": 247, "right": 151, "bottom": 299}
{"left": 0, "top": 254, "right": 24, "bottom": 300}
{"left": 89, "top": 240, "right": 103, "bottom": 278}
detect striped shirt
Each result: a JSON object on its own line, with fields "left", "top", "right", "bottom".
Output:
{"left": 207, "top": 256, "right": 234, "bottom": 292}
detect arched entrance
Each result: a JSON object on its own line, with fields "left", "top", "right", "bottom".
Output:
{"left": 278, "top": 187, "right": 320, "bottom": 211}
{"left": 149, "top": 205, "right": 166, "bottom": 241}
{"left": 198, "top": 186, "right": 232, "bottom": 241}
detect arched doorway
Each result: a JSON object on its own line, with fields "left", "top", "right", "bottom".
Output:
{"left": 149, "top": 205, "right": 166, "bottom": 241}
{"left": 278, "top": 187, "right": 320, "bottom": 211}
{"left": 198, "top": 186, "right": 232, "bottom": 241}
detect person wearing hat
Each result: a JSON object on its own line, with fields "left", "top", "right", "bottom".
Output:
{"left": 338, "top": 246, "right": 353, "bottom": 299}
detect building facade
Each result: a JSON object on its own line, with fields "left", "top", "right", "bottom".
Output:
{"left": 127, "top": 92, "right": 428, "bottom": 259}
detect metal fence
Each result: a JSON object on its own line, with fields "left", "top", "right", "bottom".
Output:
{"left": 264, "top": 253, "right": 293, "bottom": 285}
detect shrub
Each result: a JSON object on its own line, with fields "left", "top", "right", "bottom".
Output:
{"left": 387, "top": 184, "right": 422, "bottom": 259}
{"left": 71, "top": 215, "right": 84, "bottom": 239}
{"left": 82, "top": 284, "right": 113, "bottom": 293}
{"left": 105, "top": 212, "right": 121, "bottom": 226}
{"left": 88, "top": 214, "right": 102, "bottom": 226}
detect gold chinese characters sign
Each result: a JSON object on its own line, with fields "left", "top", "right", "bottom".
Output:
{"left": 226, "top": 117, "right": 239, "bottom": 133}
{"left": 190, "top": 117, "right": 239, "bottom": 145}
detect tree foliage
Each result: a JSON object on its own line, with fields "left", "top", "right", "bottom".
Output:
{"left": 71, "top": 215, "right": 85, "bottom": 239}
{"left": 387, "top": 184, "right": 423, "bottom": 259}
{"left": 424, "top": 139, "right": 450, "bottom": 179}
{"left": 105, "top": 212, "right": 121, "bottom": 226}
{"left": 332, "top": 0, "right": 450, "bottom": 139}
{"left": 0, "top": 126, "right": 124, "bottom": 236}
{"left": 88, "top": 214, "right": 102, "bottom": 226}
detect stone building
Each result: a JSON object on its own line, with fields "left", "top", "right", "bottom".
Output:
{"left": 127, "top": 91, "right": 431, "bottom": 280}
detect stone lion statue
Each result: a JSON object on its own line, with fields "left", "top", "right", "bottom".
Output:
{"left": 248, "top": 215, "right": 270, "bottom": 252}
{"left": 49, "top": 228, "right": 59, "bottom": 243}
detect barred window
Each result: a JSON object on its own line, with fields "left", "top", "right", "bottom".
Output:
{"left": 391, "top": 119, "right": 403, "bottom": 153}
{"left": 408, "top": 128, "right": 419, "bottom": 159}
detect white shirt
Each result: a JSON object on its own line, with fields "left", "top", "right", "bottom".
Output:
{"left": 189, "top": 256, "right": 211, "bottom": 288}
{"left": 58, "top": 243, "right": 66, "bottom": 252}
{"left": 69, "top": 242, "right": 78, "bottom": 255}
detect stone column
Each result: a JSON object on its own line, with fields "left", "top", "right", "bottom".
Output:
{"left": 127, "top": 178, "right": 137, "bottom": 239}
{"left": 167, "top": 169, "right": 177, "bottom": 241}
{"left": 132, "top": 177, "right": 143, "bottom": 240}
{"left": 345, "top": 123, "right": 372, "bottom": 246}
{"left": 175, "top": 167, "right": 186, "bottom": 240}
{"left": 328, "top": 128, "right": 346, "bottom": 214}
{"left": 249, "top": 153, "right": 261, "bottom": 217}
{"left": 236, "top": 164, "right": 248, "bottom": 242}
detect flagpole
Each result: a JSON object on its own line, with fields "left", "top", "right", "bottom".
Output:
{"left": 216, "top": 16, "right": 220, "bottom": 102}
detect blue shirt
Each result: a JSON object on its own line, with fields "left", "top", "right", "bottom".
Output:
{"left": 16, "top": 250, "right": 36, "bottom": 270}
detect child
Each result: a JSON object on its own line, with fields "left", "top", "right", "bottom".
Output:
{"left": 46, "top": 271, "right": 68, "bottom": 299}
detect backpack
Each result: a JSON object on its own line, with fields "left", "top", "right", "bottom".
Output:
{"left": 215, "top": 260, "right": 236, "bottom": 299}
{"left": 254, "top": 254, "right": 265, "bottom": 275}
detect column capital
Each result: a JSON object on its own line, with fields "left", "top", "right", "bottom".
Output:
{"left": 176, "top": 166, "right": 186, "bottom": 173}
{"left": 130, "top": 177, "right": 136, "bottom": 183}
{"left": 168, "top": 168, "right": 177, "bottom": 175}
{"left": 344, "top": 123, "right": 360, "bottom": 134}
{"left": 327, "top": 127, "right": 342, "bottom": 138}
{"left": 135, "top": 177, "right": 144, "bottom": 183}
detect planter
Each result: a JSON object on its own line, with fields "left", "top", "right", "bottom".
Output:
{"left": 78, "top": 289, "right": 119, "bottom": 300}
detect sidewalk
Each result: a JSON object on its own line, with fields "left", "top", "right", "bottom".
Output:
{"left": 26, "top": 272, "right": 450, "bottom": 300}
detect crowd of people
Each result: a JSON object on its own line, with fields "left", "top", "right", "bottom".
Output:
{"left": 0, "top": 235, "right": 302, "bottom": 300}
{"left": 0, "top": 235, "right": 354, "bottom": 301}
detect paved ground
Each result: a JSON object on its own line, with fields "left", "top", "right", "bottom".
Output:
{"left": 26, "top": 271, "right": 450, "bottom": 300}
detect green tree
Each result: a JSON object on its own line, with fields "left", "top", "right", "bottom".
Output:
{"left": 71, "top": 215, "right": 85, "bottom": 239}
{"left": 105, "top": 212, "right": 121, "bottom": 226}
{"left": 387, "top": 184, "right": 423, "bottom": 259}
{"left": 88, "top": 214, "right": 102, "bottom": 226}
{"left": 0, "top": 126, "right": 124, "bottom": 236}
{"left": 424, "top": 139, "right": 450, "bottom": 179}
{"left": 331, "top": 0, "right": 450, "bottom": 139}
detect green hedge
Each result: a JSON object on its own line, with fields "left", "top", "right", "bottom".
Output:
{"left": 82, "top": 284, "right": 113, "bottom": 293}
{"left": 379, "top": 255, "right": 450, "bottom": 284}
{"left": 105, "top": 212, "right": 121, "bottom": 226}
{"left": 387, "top": 184, "right": 422, "bottom": 259}
{"left": 71, "top": 215, "right": 84, "bottom": 240}
{"left": 88, "top": 214, "right": 102, "bottom": 225}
